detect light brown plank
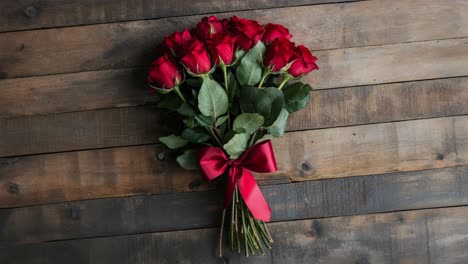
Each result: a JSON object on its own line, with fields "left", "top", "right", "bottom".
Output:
{"left": 1, "top": 116, "right": 467, "bottom": 208}
{"left": 1, "top": 166, "right": 467, "bottom": 245}
{"left": 0, "top": 0, "right": 358, "bottom": 33}
{"left": 2, "top": 206, "right": 467, "bottom": 263}
{"left": 2, "top": 76, "right": 468, "bottom": 156}
{"left": 0, "top": 0, "right": 467, "bottom": 78}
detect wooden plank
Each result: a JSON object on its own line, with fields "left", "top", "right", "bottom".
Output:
{"left": 2, "top": 75, "right": 468, "bottom": 156}
{"left": 0, "top": 106, "right": 161, "bottom": 157}
{"left": 0, "top": 68, "right": 157, "bottom": 118}
{"left": 1, "top": 166, "right": 467, "bottom": 245}
{"left": 2, "top": 67, "right": 468, "bottom": 123}
{"left": 2, "top": 206, "right": 468, "bottom": 263}
{"left": 1, "top": 116, "right": 468, "bottom": 208}
{"left": 0, "top": 0, "right": 467, "bottom": 78}
{"left": 0, "top": 0, "right": 358, "bottom": 33}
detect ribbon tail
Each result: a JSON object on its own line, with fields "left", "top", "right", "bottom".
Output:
{"left": 237, "top": 168, "right": 271, "bottom": 222}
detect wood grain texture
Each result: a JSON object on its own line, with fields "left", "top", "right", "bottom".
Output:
{"left": 2, "top": 116, "right": 468, "bottom": 208}
{"left": 0, "top": 106, "right": 161, "bottom": 157}
{"left": 0, "top": 0, "right": 467, "bottom": 78}
{"left": 1, "top": 166, "right": 468, "bottom": 245}
{"left": 2, "top": 206, "right": 468, "bottom": 263}
{"left": 0, "top": 68, "right": 157, "bottom": 118}
{"left": 0, "top": 0, "right": 358, "bottom": 32}
{"left": 2, "top": 76, "right": 468, "bottom": 156}
{"left": 2, "top": 68, "right": 468, "bottom": 122}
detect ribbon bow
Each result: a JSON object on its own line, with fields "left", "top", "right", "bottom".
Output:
{"left": 198, "top": 140, "right": 277, "bottom": 222}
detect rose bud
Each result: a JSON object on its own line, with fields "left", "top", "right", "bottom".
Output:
{"left": 263, "top": 38, "right": 296, "bottom": 72}
{"left": 288, "top": 45, "right": 319, "bottom": 77}
{"left": 195, "top": 16, "right": 224, "bottom": 41}
{"left": 164, "top": 29, "right": 193, "bottom": 57}
{"left": 206, "top": 32, "right": 237, "bottom": 66}
{"left": 181, "top": 39, "right": 213, "bottom": 75}
{"left": 229, "top": 16, "right": 265, "bottom": 50}
{"left": 147, "top": 54, "right": 182, "bottom": 90}
{"left": 262, "top": 23, "right": 292, "bottom": 44}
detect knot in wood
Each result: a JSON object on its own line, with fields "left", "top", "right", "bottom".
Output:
{"left": 23, "top": 6, "right": 38, "bottom": 18}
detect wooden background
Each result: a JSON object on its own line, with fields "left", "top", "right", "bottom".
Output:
{"left": 1, "top": 0, "right": 468, "bottom": 263}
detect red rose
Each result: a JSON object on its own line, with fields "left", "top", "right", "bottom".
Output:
{"left": 181, "top": 39, "right": 212, "bottom": 75}
{"left": 263, "top": 38, "right": 295, "bottom": 72}
{"left": 206, "top": 32, "right": 237, "bottom": 65}
{"left": 262, "top": 23, "right": 292, "bottom": 44}
{"left": 195, "top": 16, "right": 224, "bottom": 41}
{"left": 164, "top": 29, "right": 193, "bottom": 57}
{"left": 229, "top": 16, "right": 264, "bottom": 50}
{"left": 147, "top": 54, "right": 182, "bottom": 89}
{"left": 288, "top": 45, "right": 319, "bottom": 77}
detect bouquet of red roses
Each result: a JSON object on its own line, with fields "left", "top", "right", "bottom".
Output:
{"left": 148, "top": 15, "right": 318, "bottom": 256}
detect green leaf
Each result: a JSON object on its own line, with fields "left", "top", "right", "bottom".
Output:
{"left": 159, "top": 135, "right": 189, "bottom": 149}
{"left": 233, "top": 113, "right": 264, "bottom": 135}
{"left": 183, "top": 117, "right": 196, "bottom": 128}
{"left": 181, "top": 127, "right": 210, "bottom": 143}
{"left": 267, "top": 108, "right": 289, "bottom": 137}
{"left": 195, "top": 114, "right": 214, "bottom": 127}
{"left": 236, "top": 41, "right": 266, "bottom": 86}
{"left": 216, "top": 115, "right": 229, "bottom": 127}
{"left": 234, "top": 49, "right": 246, "bottom": 63}
{"left": 223, "top": 133, "right": 249, "bottom": 159}
{"left": 177, "top": 102, "right": 196, "bottom": 117}
{"left": 198, "top": 78, "right": 228, "bottom": 119}
{"left": 227, "top": 71, "right": 238, "bottom": 103}
{"left": 240, "top": 86, "right": 284, "bottom": 126}
{"left": 282, "top": 82, "right": 312, "bottom": 113}
{"left": 176, "top": 149, "right": 199, "bottom": 170}
{"left": 157, "top": 93, "right": 182, "bottom": 110}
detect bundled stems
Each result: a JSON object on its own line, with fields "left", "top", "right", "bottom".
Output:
{"left": 226, "top": 185, "right": 273, "bottom": 256}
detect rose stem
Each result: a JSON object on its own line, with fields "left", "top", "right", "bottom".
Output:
{"left": 173, "top": 86, "right": 187, "bottom": 102}
{"left": 234, "top": 187, "right": 241, "bottom": 253}
{"left": 207, "top": 127, "right": 223, "bottom": 147}
{"left": 230, "top": 190, "right": 235, "bottom": 251}
{"left": 258, "top": 69, "right": 271, "bottom": 89}
{"left": 220, "top": 64, "right": 232, "bottom": 131}
{"left": 262, "top": 221, "right": 274, "bottom": 242}
{"left": 218, "top": 209, "right": 226, "bottom": 257}
{"left": 240, "top": 194, "right": 248, "bottom": 256}
{"left": 278, "top": 75, "right": 291, "bottom": 90}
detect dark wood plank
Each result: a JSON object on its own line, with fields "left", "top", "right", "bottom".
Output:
{"left": 1, "top": 116, "right": 468, "bottom": 208}
{"left": 2, "top": 206, "right": 467, "bottom": 263}
{"left": 0, "top": 0, "right": 358, "bottom": 33}
{"left": 0, "top": 68, "right": 157, "bottom": 118}
{"left": 2, "top": 76, "right": 468, "bottom": 156}
{"left": 1, "top": 166, "right": 467, "bottom": 245}
{"left": 0, "top": 0, "right": 467, "bottom": 78}
{"left": 0, "top": 106, "right": 161, "bottom": 157}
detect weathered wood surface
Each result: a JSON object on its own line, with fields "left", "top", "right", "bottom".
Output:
{"left": 0, "top": 68, "right": 156, "bottom": 118}
{"left": 1, "top": 0, "right": 467, "bottom": 79}
{"left": 2, "top": 116, "right": 467, "bottom": 208}
{"left": 2, "top": 206, "right": 468, "bottom": 263}
{"left": 0, "top": 106, "right": 161, "bottom": 157}
{"left": 0, "top": 0, "right": 358, "bottom": 32}
{"left": 2, "top": 75, "right": 468, "bottom": 157}
{"left": 1, "top": 166, "right": 467, "bottom": 245}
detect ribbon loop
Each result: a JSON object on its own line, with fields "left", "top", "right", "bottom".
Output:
{"left": 198, "top": 140, "right": 277, "bottom": 222}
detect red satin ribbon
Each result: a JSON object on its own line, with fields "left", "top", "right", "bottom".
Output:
{"left": 198, "top": 140, "right": 277, "bottom": 222}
